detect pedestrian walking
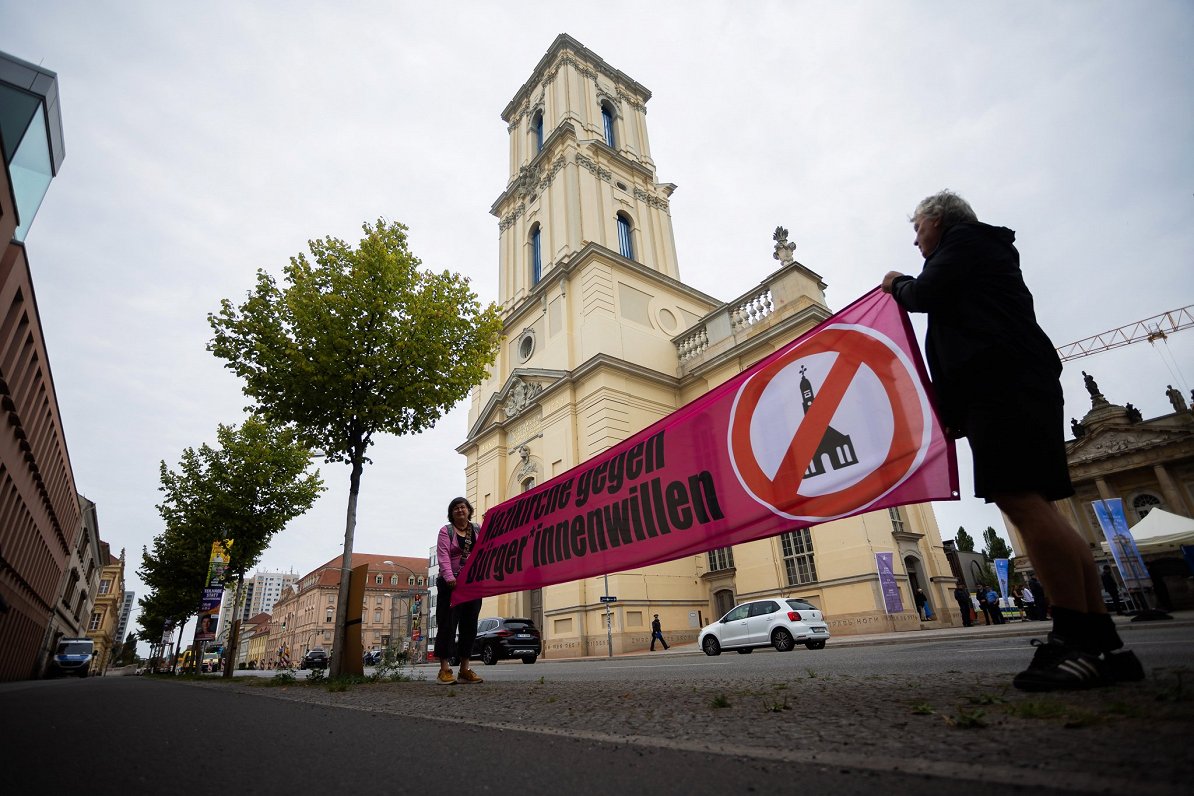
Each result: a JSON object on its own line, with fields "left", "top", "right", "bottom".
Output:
{"left": 650, "top": 614, "right": 670, "bottom": 651}
{"left": 1102, "top": 565, "right": 1125, "bottom": 615}
{"left": 953, "top": 583, "right": 973, "bottom": 626}
{"left": 883, "top": 190, "right": 1142, "bottom": 691}
{"left": 434, "top": 496, "right": 484, "bottom": 685}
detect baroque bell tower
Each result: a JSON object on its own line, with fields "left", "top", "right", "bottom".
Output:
{"left": 492, "top": 34, "right": 681, "bottom": 307}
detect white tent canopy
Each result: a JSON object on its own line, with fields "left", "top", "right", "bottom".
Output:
{"left": 1102, "top": 508, "right": 1194, "bottom": 555}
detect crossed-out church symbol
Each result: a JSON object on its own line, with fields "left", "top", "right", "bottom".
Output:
{"left": 799, "top": 365, "right": 859, "bottom": 478}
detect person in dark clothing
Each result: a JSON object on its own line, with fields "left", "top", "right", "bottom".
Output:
{"left": 650, "top": 614, "right": 670, "bottom": 651}
{"left": 1028, "top": 576, "right": 1048, "bottom": 621}
{"left": 883, "top": 190, "right": 1141, "bottom": 692}
{"left": 953, "top": 583, "right": 973, "bottom": 627}
{"left": 975, "top": 584, "right": 993, "bottom": 626}
{"left": 1101, "top": 565, "right": 1124, "bottom": 614}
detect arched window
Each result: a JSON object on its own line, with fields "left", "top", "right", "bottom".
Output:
{"left": 530, "top": 224, "right": 542, "bottom": 284}
{"left": 1132, "top": 493, "right": 1163, "bottom": 521}
{"left": 616, "top": 213, "right": 634, "bottom": 260}
{"left": 601, "top": 103, "right": 616, "bottom": 148}
{"left": 531, "top": 110, "right": 544, "bottom": 154}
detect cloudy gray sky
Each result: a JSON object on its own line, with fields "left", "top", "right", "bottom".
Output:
{"left": 4, "top": 1, "right": 1191, "bottom": 644}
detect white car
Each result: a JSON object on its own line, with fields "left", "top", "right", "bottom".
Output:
{"left": 699, "top": 598, "right": 830, "bottom": 655}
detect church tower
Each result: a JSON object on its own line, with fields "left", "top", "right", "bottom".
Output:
{"left": 457, "top": 35, "right": 956, "bottom": 656}
{"left": 492, "top": 34, "right": 681, "bottom": 308}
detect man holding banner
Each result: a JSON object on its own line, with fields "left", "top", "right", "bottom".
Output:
{"left": 884, "top": 190, "right": 1142, "bottom": 691}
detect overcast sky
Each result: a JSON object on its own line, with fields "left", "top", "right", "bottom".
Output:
{"left": 3, "top": 1, "right": 1191, "bottom": 645}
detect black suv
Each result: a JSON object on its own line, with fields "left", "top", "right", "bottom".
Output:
{"left": 300, "top": 647, "right": 328, "bottom": 670}
{"left": 472, "top": 617, "right": 541, "bottom": 665}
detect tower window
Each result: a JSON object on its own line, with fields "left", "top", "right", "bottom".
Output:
{"left": 617, "top": 214, "right": 634, "bottom": 261}
{"left": 531, "top": 224, "right": 542, "bottom": 284}
{"left": 601, "top": 103, "right": 616, "bottom": 148}
{"left": 532, "top": 111, "right": 544, "bottom": 154}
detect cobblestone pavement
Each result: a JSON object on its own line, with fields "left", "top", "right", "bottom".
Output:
{"left": 203, "top": 655, "right": 1192, "bottom": 795}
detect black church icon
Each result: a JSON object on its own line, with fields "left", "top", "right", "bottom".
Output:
{"left": 799, "top": 365, "right": 859, "bottom": 478}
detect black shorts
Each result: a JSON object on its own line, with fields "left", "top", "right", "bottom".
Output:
{"left": 960, "top": 378, "right": 1074, "bottom": 502}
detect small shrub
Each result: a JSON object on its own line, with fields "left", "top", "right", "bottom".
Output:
{"left": 709, "top": 693, "right": 731, "bottom": 709}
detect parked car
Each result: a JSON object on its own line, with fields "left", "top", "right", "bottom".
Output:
{"left": 363, "top": 649, "right": 384, "bottom": 666}
{"left": 47, "top": 638, "right": 94, "bottom": 678}
{"left": 300, "top": 647, "right": 329, "bottom": 669}
{"left": 698, "top": 598, "right": 830, "bottom": 655}
{"left": 470, "top": 617, "right": 542, "bottom": 665}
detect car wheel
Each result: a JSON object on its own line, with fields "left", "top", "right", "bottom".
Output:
{"left": 772, "top": 628, "right": 795, "bottom": 652}
{"left": 736, "top": 648, "right": 753, "bottom": 654}
{"left": 702, "top": 636, "right": 721, "bottom": 656}
{"left": 521, "top": 654, "right": 537, "bottom": 664}
{"left": 804, "top": 640, "right": 826, "bottom": 650}
{"left": 481, "top": 645, "right": 498, "bottom": 666}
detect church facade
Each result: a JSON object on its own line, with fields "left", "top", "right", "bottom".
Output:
{"left": 457, "top": 35, "right": 958, "bottom": 655}
{"left": 1006, "top": 377, "right": 1194, "bottom": 610}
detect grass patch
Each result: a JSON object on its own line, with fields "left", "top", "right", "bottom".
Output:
{"left": 1005, "top": 699, "right": 1069, "bottom": 721}
{"left": 910, "top": 701, "right": 935, "bottom": 715}
{"left": 761, "top": 696, "right": 791, "bottom": 713}
{"left": 709, "top": 693, "right": 732, "bottom": 709}
{"left": 945, "top": 707, "right": 987, "bottom": 729}
{"left": 965, "top": 693, "right": 1007, "bottom": 706}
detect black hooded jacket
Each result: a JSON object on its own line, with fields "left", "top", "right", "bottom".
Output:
{"left": 889, "top": 221, "right": 1060, "bottom": 430}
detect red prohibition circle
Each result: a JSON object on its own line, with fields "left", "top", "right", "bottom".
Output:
{"left": 729, "top": 326, "right": 927, "bottom": 519}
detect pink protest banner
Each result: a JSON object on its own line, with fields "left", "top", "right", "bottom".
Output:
{"left": 453, "top": 288, "right": 958, "bottom": 604}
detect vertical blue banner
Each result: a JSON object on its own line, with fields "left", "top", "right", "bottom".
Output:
{"left": 1092, "top": 499, "right": 1152, "bottom": 591}
{"left": 876, "top": 552, "right": 904, "bottom": 614}
{"left": 994, "top": 558, "right": 1009, "bottom": 601}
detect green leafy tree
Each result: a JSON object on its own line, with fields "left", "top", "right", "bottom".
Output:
{"left": 982, "top": 526, "right": 1013, "bottom": 560}
{"left": 140, "top": 417, "right": 324, "bottom": 674}
{"left": 955, "top": 526, "right": 975, "bottom": 552}
{"left": 208, "top": 219, "right": 503, "bottom": 675}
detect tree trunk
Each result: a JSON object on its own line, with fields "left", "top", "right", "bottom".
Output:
{"left": 330, "top": 445, "right": 365, "bottom": 677}
{"left": 223, "top": 575, "right": 245, "bottom": 678}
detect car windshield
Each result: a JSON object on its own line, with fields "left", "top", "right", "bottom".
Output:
{"left": 785, "top": 599, "right": 817, "bottom": 611}
{"left": 57, "top": 642, "right": 91, "bottom": 655}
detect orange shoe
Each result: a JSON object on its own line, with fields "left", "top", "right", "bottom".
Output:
{"left": 457, "top": 668, "right": 484, "bottom": 684}
{"left": 436, "top": 669, "right": 457, "bottom": 684}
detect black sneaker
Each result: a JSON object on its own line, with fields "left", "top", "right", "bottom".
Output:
{"left": 1012, "top": 637, "right": 1108, "bottom": 692}
{"left": 1103, "top": 650, "right": 1145, "bottom": 683}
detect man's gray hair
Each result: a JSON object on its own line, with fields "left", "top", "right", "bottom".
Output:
{"left": 911, "top": 189, "right": 978, "bottom": 228}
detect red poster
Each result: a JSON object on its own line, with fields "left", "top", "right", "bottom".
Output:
{"left": 453, "top": 289, "right": 957, "bottom": 604}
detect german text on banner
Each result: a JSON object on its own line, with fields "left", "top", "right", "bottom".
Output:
{"left": 453, "top": 289, "right": 958, "bottom": 604}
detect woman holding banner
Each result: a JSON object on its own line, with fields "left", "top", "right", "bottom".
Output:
{"left": 883, "top": 190, "right": 1142, "bottom": 691}
{"left": 435, "top": 497, "right": 484, "bottom": 685}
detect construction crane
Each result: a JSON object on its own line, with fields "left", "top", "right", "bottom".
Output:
{"left": 1055, "top": 305, "right": 1194, "bottom": 362}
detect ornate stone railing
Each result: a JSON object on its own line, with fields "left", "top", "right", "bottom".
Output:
{"left": 730, "top": 288, "right": 773, "bottom": 332}
{"left": 675, "top": 324, "right": 709, "bottom": 362}
{"left": 673, "top": 261, "right": 827, "bottom": 367}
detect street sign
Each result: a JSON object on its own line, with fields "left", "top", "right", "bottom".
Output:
{"left": 599, "top": 596, "right": 617, "bottom": 603}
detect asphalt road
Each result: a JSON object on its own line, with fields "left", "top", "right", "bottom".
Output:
{"left": 5, "top": 620, "right": 1190, "bottom": 796}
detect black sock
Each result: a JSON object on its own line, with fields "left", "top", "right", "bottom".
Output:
{"left": 1051, "top": 607, "right": 1123, "bottom": 653}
